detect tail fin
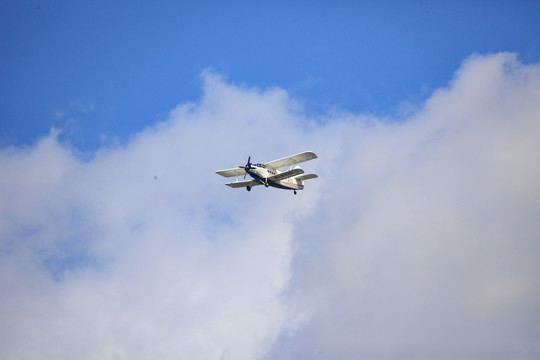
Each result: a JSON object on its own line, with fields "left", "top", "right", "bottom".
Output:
{"left": 294, "top": 173, "right": 318, "bottom": 186}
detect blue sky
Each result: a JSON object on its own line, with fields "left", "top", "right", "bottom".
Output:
{"left": 2, "top": 1, "right": 539, "bottom": 150}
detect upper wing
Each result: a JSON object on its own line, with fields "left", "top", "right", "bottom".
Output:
{"left": 265, "top": 151, "right": 317, "bottom": 170}
{"left": 268, "top": 168, "right": 304, "bottom": 181}
{"left": 216, "top": 167, "right": 246, "bottom": 177}
{"left": 225, "top": 180, "right": 261, "bottom": 188}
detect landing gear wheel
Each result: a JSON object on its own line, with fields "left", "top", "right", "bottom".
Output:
{"left": 294, "top": 190, "right": 297, "bottom": 195}
{"left": 265, "top": 182, "right": 269, "bottom": 188}
{"left": 246, "top": 186, "right": 251, "bottom": 192}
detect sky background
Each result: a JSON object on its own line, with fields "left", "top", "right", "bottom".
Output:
{"left": 1, "top": 1, "right": 540, "bottom": 360}
{"left": 2, "top": 0, "right": 540, "bottom": 150}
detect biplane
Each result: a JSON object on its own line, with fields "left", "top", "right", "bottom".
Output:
{"left": 216, "top": 151, "right": 318, "bottom": 194}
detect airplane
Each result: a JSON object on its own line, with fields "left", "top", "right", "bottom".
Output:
{"left": 216, "top": 151, "right": 318, "bottom": 194}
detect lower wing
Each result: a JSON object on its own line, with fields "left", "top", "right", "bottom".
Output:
{"left": 225, "top": 180, "right": 261, "bottom": 188}
{"left": 268, "top": 168, "right": 304, "bottom": 181}
{"left": 294, "top": 173, "right": 318, "bottom": 181}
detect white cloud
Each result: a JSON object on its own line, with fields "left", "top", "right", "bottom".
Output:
{"left": 0, "top": 72, "right": 315, "bottom": 360}
{"left": 1, "top": 54, "right": 540, "bottom": 359}
{"left": 269, "top": 53, "right": 540, "bottom": 359}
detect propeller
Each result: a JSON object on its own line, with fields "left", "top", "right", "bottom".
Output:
{"left": 239, "top": 155, "right": 252, "bottom": 179}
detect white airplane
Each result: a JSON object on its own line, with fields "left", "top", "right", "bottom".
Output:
{"left": 216, "top": 151, "right": 318, "bottom": 194}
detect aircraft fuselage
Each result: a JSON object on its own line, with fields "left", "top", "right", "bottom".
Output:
{"left": 246, "top": 163, "right": 304, "bottom": 191}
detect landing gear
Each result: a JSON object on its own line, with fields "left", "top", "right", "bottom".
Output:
{"left": 246, "top": 186, "right": 251, "bottom": 192}
{"left": 294, "top": 190, "right": 297, "bottom": 195}
{"left": 264, "top": 178, "right": 269, "bottom": 187}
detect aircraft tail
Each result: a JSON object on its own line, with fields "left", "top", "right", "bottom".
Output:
{"left": 294, "top": 173, "right": 318, "bottom": 186}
